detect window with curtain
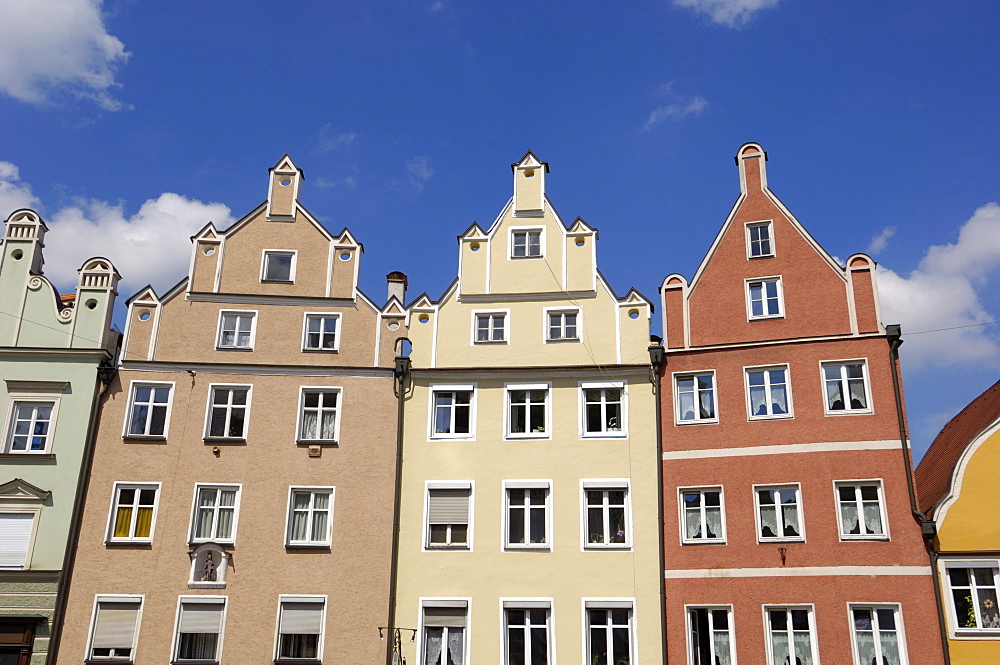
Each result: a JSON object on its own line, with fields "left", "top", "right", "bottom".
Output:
{"left": 108, "top": 483, "right": 158, "bottom": 542}
{"left": 126, "top": 383, "right": 171, "bottom": 437}
{"left": 822, "top": 361, "right": 870, "bottom": 413}
{"left": 675, "top": 373, "right": 716, "bottom": 423}
{"left": 836, "top": 483, "right": 886, "bottom": 539}
{"left": 680, "top": 488, "right": 724, "bottom": 543}
{"left": 947, "top": 565, "right": 1000, "bottom": 630}
{"left": 432, "top": 388, "right": 473, "bottom": 437}
{"left": 216, "top": 311, "right": 255, "bottom": 349}
{"left": 506, "top": 485, "right": 549, "bottom": 548}
{"left": 585, "top": 486, "right": 629, "bottom": 547}
{"left": 175, "top": 598, "right": 225, "bottom": 663}
{"left": 505, "top": 606, "right": 549, "bottom": 665}
{"left": 299, "top": 390, "right": 339, "bottom": 442}
{"left": 191, "top": 486, "right": 239, "bottom": 544}
{"left": 767, "top": 607, "right": 814, "bottom": 665}
{"left": 287, "top": 488, "right": 333, "bottom": 546}
{"left": 587, "top": 607, "right": 632, "bottom": 665}
{"left": 206, "top": 386, "right": 250, "bottom": 439}
{"left": 850, "top": 606, "right": 905, "bottom": 665}
{"left": 276, "top": 597, "right": 324, "bottom": 661}
{"left": 427, "top": 487, "right": 471, "bottom": 549}
{"left": 5, "top": 401, "right": 55, "bottom": 453}
{"left": 746, "top": 366, "right": 790, "bottom": 418}
{"left": 583, "top": 384, "right": 624, "bottom": 435}
{"left": 422, "top": 605, "right": 466, "bottom": 665}
{"left": 507, "top": 387, "right": 548, "bottom": 436}
{"left": 89, "top": 597, "right": 141, "bottom": 660}
{"left": 688, "top": 607, "right": 733, "bottom": 665}
{"left": 303, "top": 314, "right": 339, "bottom": 351}
{"left": 756, "top": 486, "right": 802, "bottom": 541}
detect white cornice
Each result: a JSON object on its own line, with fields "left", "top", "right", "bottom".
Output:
{"left": 185, "top": 292, "right": 356, "bottom": 308}
{"left": 119, "top": 361, "right": 394, "bottom": 378}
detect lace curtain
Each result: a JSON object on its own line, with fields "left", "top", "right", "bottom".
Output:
{"left": 424, "top": 628, "right": 443, "bottom": 665}
{"left": 793, "top": 632, "right": 813, "bottom": 665}
{"left": 713, "top": 630, "right": 731, "bottom": 665}
{"left": 863, "top": 504, "right": 882, "bottom": 534}
{"left": 448, "top": 628, "right": 464, "bottom": 665}
{"left": 706, "top": 507, "right": 722, "bottom": 539}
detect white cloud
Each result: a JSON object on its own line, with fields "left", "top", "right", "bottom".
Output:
{"left": 878, "top": 203, "right": 1000, "bottom": 370}
{"left": 867, "top": 226, "right": 896, "bottom": 255}
{"left": 405, "top": 156, "right": 434, "bottom": 191}
{"left": 0, "top": 0, "right": 131, "bottom": 110}
{"left": 674, "top": 0, "right": 780, "bottom": 27}
{"left": 642, "top": 83, "right": 707, "bottom": 132}
{"left": 313, "top": 124, "right": 356, "bottom": 154}
{"left": 0, "top": 162, "right": 41, "bottom": 215}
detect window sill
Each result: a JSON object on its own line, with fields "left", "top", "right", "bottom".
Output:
{"left": 675, "top": 419, "right": 718, "bottom": 426}
{"left": 582, "top": 432, "right": 627, "bottom": 439}
{"left": 85, "top": 660, "right": 133, "bottom": 664}
{"left": 123, "top": 435, "right": 167, "bottom": 442}
{"left": 426, "top": 545, "right": 470, "bottom": 551}
{"left": 952, "top": 630, "right": 1000, "bottom": 639}
{"left": 188, "top": 581, "right": 226, "bottom": 589}
{"left": 824, "top": 410, "right": 873, "bottom": 417}
{"left": 274, "top": 659, "right": 322, "bottom": 664}
{"left": 840, "top": 535, "right": 889, "bottom": 542}
{"left": 296, "top": 439, "right": 337, "bottom": 446}
{"left": 758, "top": 538, "right": 805, "bottom": 544}
{"left": 429, "top": 434, "right": 475, "bottom": 441}
{"left": 261, "top": 279, "right": 295, "bottom": 284}
{"left": 749, "top": 254, "right": 775, "bottom": 259}
{"left": 473, "top": 340, "right": 508, "bottom": 345}
{"left": 170, "top": 660, "right": 218, "bottom": 665}
{"left": 301, "top": 348, "right": 339, "bottom": 353}
{"left": 203, "top": 437, "right": 246, "bottom": 444}
{"left": 545, "top": 338, "right": 580, "bottom": 343}
{"left": 286, "top": 543, "right": 332, "bottom": 550}
{"left": 510, "top": 255, "right": 544, "bottom": 259}
{"left": 506, "top": 433, "right": 549, "bottom": 439}
{"left": 748, "top": 315, "right": 784, "bottom": 321}
{"left": 189, "top": 540, "right": 235, "bottom": 548}
{"left": 215, "top": 346, "right": 254, "bottom": 351}
{"left": 748, "top": 414, "right": 794, "bottom": 421}
{"left": 0, "top": 452, "right": 54, "bottom": 459}
{"left": 505, "top": 545, "right": 551, "bottom": 552}
{"left": 105, "top": 539, "right": 153, "bottom": 547}
{"left": 681, "top": 539, "right": 727, "bottom": 546}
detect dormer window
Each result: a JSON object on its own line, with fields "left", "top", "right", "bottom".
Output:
{"left": 747, "top": 222, "right": 774, "bottom": 258}
{"left": 511, "top": 229, "right": 542, "bottom": 258}
{"left": 261, "top": 250, "right": 296, "bottom": 282}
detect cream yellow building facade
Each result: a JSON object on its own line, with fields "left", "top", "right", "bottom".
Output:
{"left": 393, "top": 152, "right": 663, "bottom": 665}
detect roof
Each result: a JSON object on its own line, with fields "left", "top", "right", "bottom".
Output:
{"left": 915, "top": 378, "right": 1000, "bottom": 515}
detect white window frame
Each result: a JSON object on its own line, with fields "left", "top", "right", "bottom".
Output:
{"left": 260, "top": 249, "right": 297, "bottom": 282}
{"left": 678, "top": 487, "right": 726, "bottom": 545}
{"left": 673, "top": 371, "right": 718, "bottom": 425}
{"left": 501, "top": 599, "right": 553, "bottom": 665}
{"left": 821, "top": 359, "right": 873, "bottom": 415}
{"left": 685, "top": 604, "right": 735, "bottom": 665}
{"left": 543, "top": 306, "right": 581, "bottom": 342}
{"left": 763, "top": 605, "right": 818, "bottom": 665}
{"left": 296, "top": 387, "right": 341, "bottom": 443}
{"left": 301, "top": 312, "right": 341, "bottom": 352}
{"left": 189, "top": 484, "right": 242, "bottom": 545}
{"left": 835, "top": 480, "right": 889, "bottom": 541}
{"left": 105, "top": 482, "right": 160, "bottom": 544}
{"left": 754, "top": 484, "right": 805, "bottom": 543}
{"left": 583, "top": 599, "right": 636, "bottom": 665}
{"left": 0, "top": 508, "right": 41, "bottom": 570}
{"left": 170, "top": 595, "right": 227, "bottom": 664}
{"left": 284, "top": 486, "right": 334, "bottom": 548}
{"left": 848, "top": 603, "right": 909, "bottom": 665}
{"left": 505, "top": 383, "right": 551, "bottom": 439}
{"left": 428, "top": 384, "right": 476, "bottom": 440}
{"left": 215, "top": 309, "right": 257, "bottom": 350}
{"left": 424, "top": 482, "right": 474, "bottom": 552}
{"left": 274, "top": 595, "right": 327, "bottom": 663}
{"left": 85, "top": 594, "right": 143, "bottom": 662}
{"left": 122, "top": 380, "right": 174, "bottom": 439}
{"left": 941, "top": 559, "right": 1000, "bottom": 636}
{"left": 509, "top": 226, "right": 544, "bottom": 259}
{"left": 503, "top": 480, "right": 552, "bottom": 550}
{"left": 581, "top": 479, "right": 632, "bottom": 550}
{"left": 471, "top": 309, "right": 509, "bottom": 345}
{"left": 746, "top": 220, "right": 775, "bottom": 259}
{"left": 580, "top": 381, "right": 627, "bottom": 438}
{"left": 3, "top": 394, "right": 60, "bottom": 454}
{"left": 418, "top": 598, "right": 471, "bottom": 665}
{"left": 203, "top": 384, "right": 252, "bottom": 440}
{"left": 745, "top": 276, "right": 784, "bottom": 320}
{"left": 744, "top": 365, "right": 793, "bottom": 420}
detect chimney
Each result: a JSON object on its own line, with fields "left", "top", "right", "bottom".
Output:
{"left": 387, "top": 271, "right": 408, "bottom": 304}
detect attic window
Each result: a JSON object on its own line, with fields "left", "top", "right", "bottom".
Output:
{"left": 279, "top": 176, "right": 292, "bottom": 187}
{"left": 524, "top": 169, "right": 535, "bottom": 178}
{"left": 262, "top": 251, "right": 296, "bottom": 282}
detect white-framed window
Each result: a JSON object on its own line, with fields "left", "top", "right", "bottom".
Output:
{"left": 944, "top": 562, "right": 1000, "bottom": 632}
{"left": 586, "top": 602, "right": 633, "bottom": 665}
{"left": 204, "top": 385, "right": 251, "bottom": 440}
{"left": 302, "top": 313, "right": 340, "bottom": 351}
{"left": 190, "top": 485, "right": 241, "bottom": 544}
{"left": 687, "top": 605, "right": 734, "bottom": 665}
{"left": 679, "top": 487, "right": 725, "bottom": 544}
{"left": 765, "top": 606, "right": 817, "bottom": 665}
{"left": 503, "top": 601, "right": 551, "bottom": 665}
{"left": 87, "top": 595, "right": 142, "bottom": 661}
{"left": 674, "top": 372, "right": 716, "bottom": 424}
{"left": 746, "top": 365, "right": 791, "bottom": 419}
{"left": 747, "top": 221, "right": 774, "bottom": 258}
{"left": 172, "top": 596, "right": 226, "bottom": 663}
{"left": 3, "top": 399, "right": 57, "bottom": 454}
{"left": 836, "top": 481, "right": 888, "bottom": 540}
{"left": 261, "top": 249, "right": 296, "bottom": 282}
{"left": 510, "top": 228, "right": 542, "bottom": 258}
{"left": 276, "top": 595, "right": 326, "bottom": 662}
{"left": 0, "top": 511, "right": 38, "bottom": 569}
{"left": 755, "top": 485, "right": 803, "bottom": 542}
{"left": 420, "top": 600, "right": 468, "bottom": 665}
{"left": 430, "top": 385, "right": 475, "bottom": 439}
{"left": 583, "top": 481, "right": 631, "bottom": 548}
{"left": 822, "top": 360, "right": 872, "bottom": 414}
{"left": 850, "top": 605, "right": 907, "bottom": 665}
{"left": 426, "top": 484, "right": 472, "bottom": 550}
{"left": 473, "top": 311, "right": 508, "bottom": 344}
{"left": 106, "top": 483, "right": 159, "bottom": 543}
{"left": 545, "top": 308, "right": 579, "bottom": 341}
{"left": 124, "top": 381, "right": 173, "bottom": 438}
{"left": 581, "top": 382, "right": 626, "bottom": 437}
{"left": 286, "top": 487, "right": 334, "bottom": 547}
{"left": 216, "top": 310, "right": 256, "bottom": 349}
{"left": 746, "top": 277, "right": 783, "bottom": 319}
{"left": 506, "top": 384, "right": 550, "bottom": 438}
{"left": 504, "top": 481, "right": 550, "bottom": 549}
{"left": 297, "top": 388, "right": 340, "bottom": 443}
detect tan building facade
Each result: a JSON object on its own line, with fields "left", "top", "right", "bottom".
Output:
{"left": 58, "top": 157, "right": 408, "bottom": 664}
{"left": 393, "top": 152, "right": 664, "bottom": 665}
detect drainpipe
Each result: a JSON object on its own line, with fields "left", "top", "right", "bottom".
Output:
{"left": 48, "top": 361, "right": 116, "bottom": 665}
{"left": 885, "top": 324, "right": 950, "bottom": 664}
{"left": 647, "top": 339, "right": 668, "bottom": 665}
{"left": 385, "top": 356, "right": 410, "bottom": 665}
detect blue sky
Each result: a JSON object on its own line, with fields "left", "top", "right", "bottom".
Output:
{"left": 1, "top": 0, "right": 998, "bottom": 459}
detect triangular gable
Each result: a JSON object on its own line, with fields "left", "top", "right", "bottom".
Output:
{"left": 190, "top": 223, "right": 220, "bottom": 242}
{"left": 381, "top": 299, "right": 406, "bottom": 315}
{"left": 458, "top": 222, "right": 488, "bottom": 241}
{"left": 0, "top": 478, "right": 50, "bottom": 501}
{"left": 332, "top": 227, "right": 363, "bottom": 253}
{"left": 124, "top": 284, "right": 160, "bottom": 307}
{"left": 568, "top": 217, "right": 598, "bottom": 238}
{"left": 270, "top": 154, "right": 303, "bottom": 177}
{"left": 510, "top": 150, "right": 550, "bottom": 174}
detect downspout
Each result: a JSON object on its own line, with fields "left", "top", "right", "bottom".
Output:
{"left": 648, "top": 339, "right": 668, "bottom": 665}
{"left": 385, "top": 356, "right": 410, "bottom": 665}
{"left": 886, "top": 324, "right": 950, "bottom": 664}
{"left": 48, "top": 360, "right": 116, "bottom": 665}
